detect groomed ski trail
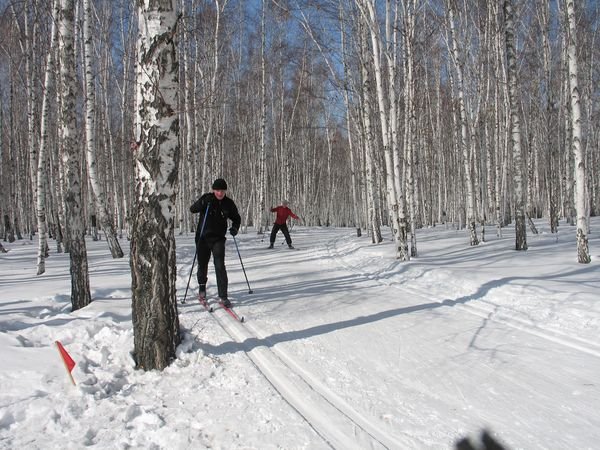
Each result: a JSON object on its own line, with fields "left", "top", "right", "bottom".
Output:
{"left": 201, "top": 305, "right": 409, "bottom": 450}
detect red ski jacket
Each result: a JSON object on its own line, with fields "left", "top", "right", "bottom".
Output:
{"left": 271, "top": 206, "right": 299, "bottom": 225}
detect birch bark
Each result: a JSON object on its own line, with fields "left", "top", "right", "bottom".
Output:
{"left": 131, "top": 0, "right": 182, "bottom": 370}
{"left": 356, "top": 0, "right": 405, "bottom": 259}
{"left": 36, "top": 0, "right": 60, "bottom": 275}
{"left": 339, "top": 4, "right": 363, "bottom": 236}
{"left": 447, "top": 0, "right": 479, "bottom": 246}
{"left": 59, "top": 0, "right": 92, "bottom": 311}
{"left": 565, "top": 0, "right": 591, "bottom": 263}
{"left": 504, "top": 0, "right": 527, "bottom": 251}
{"left": 257, "top": 0, "right": 267, "bottom": 233}
{"left": 199, "top": 0, "right": 227, "bottom": 195}
{"left": 403, "top": 0, "right": 418, "bottom": 257}
{"left": 358, "top": 21, "right": 382, "bottom": 244}
{"left": 538, "top": 2, "right": 559, "bottom": 234}
{"left": 83, "top": 0, "right": 124, "bottom": 258}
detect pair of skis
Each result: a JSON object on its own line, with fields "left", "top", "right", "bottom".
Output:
{"left": 199, "top": 295, "right": 245, "bottom": 322}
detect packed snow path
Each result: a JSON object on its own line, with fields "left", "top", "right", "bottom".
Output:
{"left": 193, "top": 304, "right": 406, "bottom": 449}
{"left": 180, "top": 225, "right": 600, "bottom": 449}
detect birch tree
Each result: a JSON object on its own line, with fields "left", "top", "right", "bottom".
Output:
{"left": 402, "top": 0, "right": 418, "bottom": 256}
{"left": 493, "top": 1, "right": 506, "bottom": 236}
{"left": 339, "top": 3, "right": 363, "bottom": 236}
{"left": 447, "top": 0, "right": 478, "bottom": 246}
{"left": 59, "top": 0, "right": 92, "bottom": 311}
{"left": 179, "top": 0, "right": 194, "bottom": 234}
{"left": 357, "top": 17, "right": 382, "bottom": 243}
{"left": 565, "top": 0, "right": 591, "bottom": 263}
{"left": 36, "top": 0, "right": 60, "bottom": 275}
{"left": 538, "top": 1, "right": 559, "bottom": 233}
{"left": 83, "top": 0, "right": 124, "bottom": 259}
{"left": 504, "top": 0, "right": 527, "bottom": 251}
{"left": 256, "top": 0, "right": 267, "bottom": 233}
{"left": 198, "top": 0, "right": 228, "bottom": 194}
{"left": 355, "top": 0, "right": 406, "bottom": 259}
{"left": 9, "top": 2, "right": 38, "bottom": 245}
{"left": 131, "top": 0, "right": 181, "bottom": 371}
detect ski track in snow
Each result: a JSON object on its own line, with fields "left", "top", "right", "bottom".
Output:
{"left": 326, "top": 235, "right": 600, "bottom": 360}
{"left": 189, "top": 296, "right": 408, "bottom": 450}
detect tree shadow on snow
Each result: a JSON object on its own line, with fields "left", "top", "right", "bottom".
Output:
{"left": 200, "top": 300, "right": 441, "bottom": 356}
{"left": 201, "top": 263, "right": 599, "bottom": 357}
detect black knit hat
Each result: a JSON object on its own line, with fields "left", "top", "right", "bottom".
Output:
{"left": 212, "top": 178, "right": 227, "bottom": 190}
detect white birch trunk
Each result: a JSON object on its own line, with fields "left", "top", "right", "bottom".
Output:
{"left": 119, "top": 2, "right": 134, "bottom": 238}
{"left": 25, "top": 8, "right": 38, "bottom": 243}
{"left": 131, "top": 0, "right": 181, "bottom": 370}
{"left": 257, "top": 0, "right": 267, "bottom": 233}
{"left": 504, "top": 0, "right": 527, "bottom": 251}
{"left": 181, "top": 2, "right": 194, "bottom": 234}
{"left": 539, "top": 2, "right": 559, "bottom": 233}
{"left": 386, "top": 1, "right": 408, "bottom": 258}
{"left": 83, "top": 0, "right": 123, "bottom": 258}
{"left": 565, "top": 0, "right": 591, "bottom": 263}
{"left": 403, "top": 0, "right": 418, "bottom": 257}
{"left": 493, "top": 2, "right": 504, "bottom": 237}
{"left": 54, "top": 82, "right": 66, "bottom": 253}
{"left": 560, "top": 33, "right": 574, "bottom": 225}
{"left": 59, "top": 0, "right": 92, "bottom": 311}
{"left": 363, "top": 110, "right": 382, "bottom": 244}
{"left": 36, "top": 0, "right": 60, "bottom": 275}
{"left": 357, "top": 0, "right": 405, "bottom": 259}
{"left": 358, "top": 21, "right": 382, "bottom": 244}
{"left": 482, "top": 4, "right": 495, "bottom": 230}
{"left": 448, "top": 1, "right": 478, "bottom": 246}
{"left": 339, "top": 6, "right": 362, "bottom": 236}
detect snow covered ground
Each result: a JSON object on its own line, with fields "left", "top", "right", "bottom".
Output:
{"left": 1, "top": 219, "right": 599, "bottom": 449}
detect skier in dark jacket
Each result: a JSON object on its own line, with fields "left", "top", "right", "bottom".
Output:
{"left": 269, "top": 200, "right": 300, "bottom": 249}
{"left": 190, "top": 178, "right": 241, "bottom": 307}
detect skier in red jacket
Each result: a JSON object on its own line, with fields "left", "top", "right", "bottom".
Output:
{"left": 269, "top": 200, "right": 300, "bottom": 249}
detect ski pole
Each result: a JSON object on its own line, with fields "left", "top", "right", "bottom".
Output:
{"left": 232, "top": 235, "right": 253, "bottom": 294}
{"left": 181, "top": 250, "right": 197, "bottom": 304}
{"left": 182, "top": 204, "right": 210, "bottom": 304}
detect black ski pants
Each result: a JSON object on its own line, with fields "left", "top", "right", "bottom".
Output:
{"left": 270, "top": 223, "right": 292, "bottom": 246}
{"left": 196, "top": 237, "right": 228, "bottom": 299}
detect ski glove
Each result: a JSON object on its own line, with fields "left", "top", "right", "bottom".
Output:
{"left": 229, "top": 227, "right": 238, "bottom": 237}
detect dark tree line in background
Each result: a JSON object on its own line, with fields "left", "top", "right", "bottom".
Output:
{"left": 0, "top": 0, "right": 598, "bottom": 365}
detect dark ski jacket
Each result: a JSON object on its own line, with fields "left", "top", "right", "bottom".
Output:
{"left": 271, "top": 206, "right": 299, "bottom": 225}
{"left": 190, "top": 193, "right": 241, "bottom": 244}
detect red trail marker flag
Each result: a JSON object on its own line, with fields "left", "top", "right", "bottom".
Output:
{"left": 55, "top": 341, "right": 76, "bottom": 385}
